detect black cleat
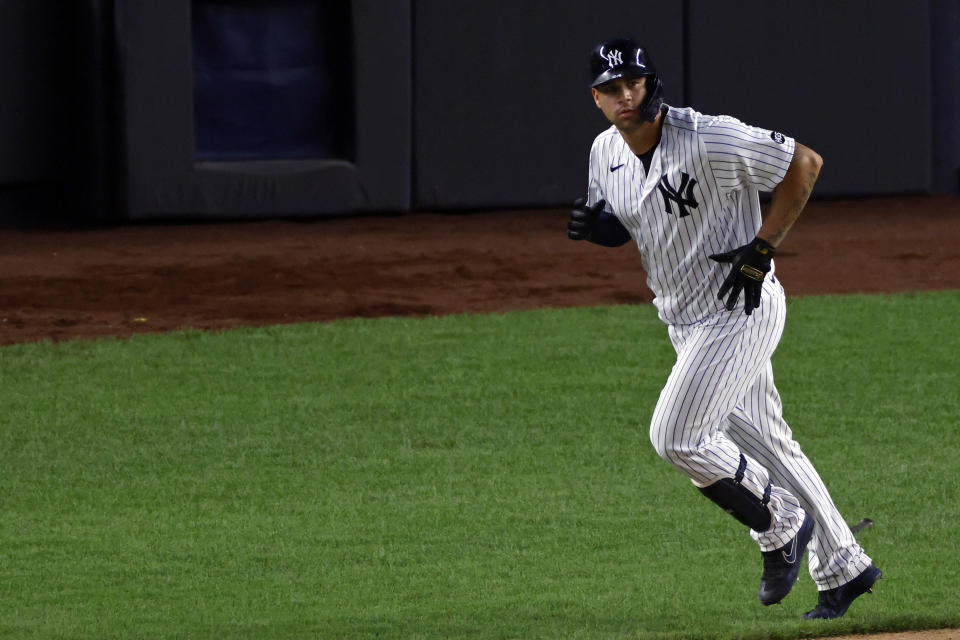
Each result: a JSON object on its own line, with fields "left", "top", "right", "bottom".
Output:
{"left": 802, "top": 564, "right": 882, "bottom": 619}
{"left": 758, "top": 513, "right": 814, "bottom": 605}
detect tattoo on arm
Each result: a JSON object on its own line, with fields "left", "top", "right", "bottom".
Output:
{"left": 765, "top": 168, "right": 818, "bottom": 246}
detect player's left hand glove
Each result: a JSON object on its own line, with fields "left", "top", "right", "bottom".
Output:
{"left": 708, "top": 237, "right": 776, "bottom": 315}
{"left": 567, "top": 198, "right": 606, "bottom": 241}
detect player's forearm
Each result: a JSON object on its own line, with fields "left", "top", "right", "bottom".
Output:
{"left": 757, "top": 143, "right": 823, "bottom": 247}
{"left": 590, "top": 209, "right": 632, "bottom": 247}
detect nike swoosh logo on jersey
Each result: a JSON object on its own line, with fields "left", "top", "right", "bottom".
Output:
{"left": 609, "top": 164, "right": 625, "bottom": 172}
{"left": 782, "top": 534, "right": 800, "bottom": 564}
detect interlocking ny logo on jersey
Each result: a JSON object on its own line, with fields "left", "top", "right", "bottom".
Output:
{"left": 657, "top": 172, "right": 699, "bottom": 218}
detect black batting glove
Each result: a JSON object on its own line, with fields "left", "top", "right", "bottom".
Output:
{"left": 708, "top": 237, "right": 776, "bottom": 315}
{"left": 567, "top": 198, "right": 606, "bottom": 241}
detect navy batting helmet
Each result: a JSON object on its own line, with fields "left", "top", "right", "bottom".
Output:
{"left": 589, "top": 37, "right": 663, "bottom": 122}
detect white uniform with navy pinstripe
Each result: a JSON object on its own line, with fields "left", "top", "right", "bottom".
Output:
{"left": 586, "top": 105, "right": 873, "bottom": 590}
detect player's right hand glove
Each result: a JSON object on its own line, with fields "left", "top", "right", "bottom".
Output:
{"left": 708, "top": 237, "right": 776, "bottom": 315}
{"left": 567, "top": 198, "right": 606, "bottom": 241}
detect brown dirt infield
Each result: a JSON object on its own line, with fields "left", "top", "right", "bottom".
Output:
{"left": 1, "top": 194, "right": 959, "bottom": 345}
{"left": 1, "top": 194, "right": 959, "bottom": 639}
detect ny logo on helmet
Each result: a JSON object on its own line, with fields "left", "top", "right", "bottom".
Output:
{"left": 600, "top": 47, "right": 623, "bottom": 68}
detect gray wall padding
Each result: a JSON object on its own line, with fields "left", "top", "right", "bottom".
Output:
{"left": 117, "top": 0, "right": 411, "bottom": 219}
{"left": 687, "top": 0, "right": 931, "bottom": 197}
{"left": 2, "top": 1, "right": 956, "bottom": 220}
{"left": 931, "top": 0, "right": 960, "bottom": 194}
{"left": 412, "top": 1, "right": 684, "bottom": 209}
{"left": 0, "top": 3, "right": 72, "bottom": 183}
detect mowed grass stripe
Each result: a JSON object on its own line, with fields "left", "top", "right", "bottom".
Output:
{"left": 0, "top": 291, "right": 957, "bottom": 639}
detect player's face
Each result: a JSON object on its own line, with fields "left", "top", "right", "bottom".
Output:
{"left": 592, "top": 76, "right": 647, "bottom": 130}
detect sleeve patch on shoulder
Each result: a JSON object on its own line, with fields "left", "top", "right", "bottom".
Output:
{"left": 770, "top": 131, "right": 786, "bottom": 144}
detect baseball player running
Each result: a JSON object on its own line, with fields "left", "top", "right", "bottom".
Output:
{"left": 568, "top": 37, "right": 881, "bottom": 619}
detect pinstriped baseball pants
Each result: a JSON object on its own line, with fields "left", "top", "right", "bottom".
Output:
{"left": 649, "top": 278, "right": 872, "bottom": 589}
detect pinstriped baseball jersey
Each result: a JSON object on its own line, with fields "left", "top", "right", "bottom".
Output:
{"left": 579, "top": 44, "right": 879, "bottom": 595}
{"left": 586, "top": 105, "right": 796, "bottom": 325}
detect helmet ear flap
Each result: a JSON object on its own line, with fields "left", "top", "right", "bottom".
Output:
{"left": 639, "top": 74, "right": 664, "bottom": 122}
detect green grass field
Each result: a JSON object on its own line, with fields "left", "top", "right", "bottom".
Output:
{"left": 1, "top": 291, "right": 958, "bottom": 639}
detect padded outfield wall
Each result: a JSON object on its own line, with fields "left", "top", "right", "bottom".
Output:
{"left": 0, "top": 0, "right": 956, "bottom": 221}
